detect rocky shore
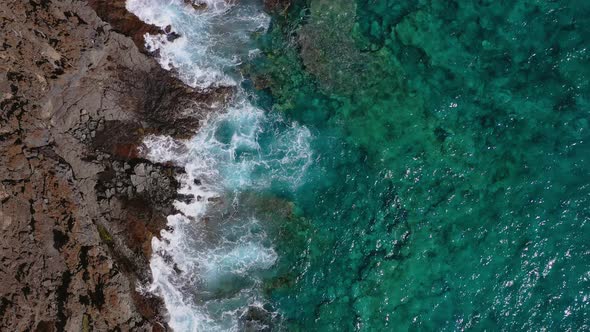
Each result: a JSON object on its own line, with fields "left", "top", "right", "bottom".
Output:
{"left": 0, "top": 0, "right": 230, "bottom": 330}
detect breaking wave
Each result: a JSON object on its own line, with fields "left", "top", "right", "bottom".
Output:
{"left": 126, "top": 0, "right": 311, "bottom": 330}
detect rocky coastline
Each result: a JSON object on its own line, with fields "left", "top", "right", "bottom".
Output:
{"left": 0, "top": 0, "right": 231, "bottom": 330}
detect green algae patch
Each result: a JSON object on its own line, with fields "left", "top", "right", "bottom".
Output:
{"left": 97, "top": 224, "right": 113, "bottom": 244}
{"left": 82, "top": 314, "right": 91, "bottom": 332}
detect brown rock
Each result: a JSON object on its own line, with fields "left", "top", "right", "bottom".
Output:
{"left": 0, "top": 0, "right": 231, "bottom": 330}
{"left": 86, "top": 0, "right": 161, "bottom": 52}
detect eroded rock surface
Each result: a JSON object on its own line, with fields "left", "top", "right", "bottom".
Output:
{"left": 0, "top": 0, "right": 223, "bottom": 330}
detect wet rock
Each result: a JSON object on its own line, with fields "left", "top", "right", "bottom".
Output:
{"left": 167, "top": 31, "right": 181, "bottom": 42}
{"left": 184, "top": 0, "right": 208, "bottom": 11}
{"left": 263, "top": 0, "right": 291, "bottom": 13}
{"left": 176, "top": 193, "right": 194, "bottom": 204}
{"left": 239, "top": 305, "right": 275, "bottom": 332}
{"left": 207, "top": 196, "right": 223, "bottom": 203}
{"left": 86, "top": 0, "right": 162, "bottom": 53}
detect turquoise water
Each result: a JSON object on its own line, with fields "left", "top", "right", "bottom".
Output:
{"left": 131, "top": 0, "right": 590, "bottom": 330}
{"left": 243, "top": 0, "right": 590, "bottom": 330}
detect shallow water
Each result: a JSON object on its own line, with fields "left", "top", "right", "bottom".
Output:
{"left": 130, "top": 0, "right": 590, "bottom": 330}
{"left": 250, "top": 1, "right": 590, "bottom": 330}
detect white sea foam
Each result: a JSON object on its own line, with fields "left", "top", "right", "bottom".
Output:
{"left": 126, "top": 0, "right": 269, "bottom": 88}
{"left": 143, "top": 135, "right": 189, "bottom": 164}
{"left": 181, "top": 98, "right": 312, "bottom": 191}
{"left": 126, "top": 0, "right": 312, "bottom": 330}
{"left": 144, "top": 95, "right": 311, "bottom": 331}
{"left": 150, "top": 212, "right": 277, "bottom": 331}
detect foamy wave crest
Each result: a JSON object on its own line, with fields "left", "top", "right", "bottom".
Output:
{"left": 128, "top": 0, "right": 312, "bottom": 330}
{"left": 145, "top": 95, "right": 312, "bottom": 331}
{"left": 150, "top": 212, "right": 277, "bottom": 331}
{"left": 182, "top": 97, "right": 312, "bottom": 191}
{"left": 143, "top": 135, "right": 189, "bottom": 164}
{"left": 126, "top": 0, "right": 269, "bottom": 88}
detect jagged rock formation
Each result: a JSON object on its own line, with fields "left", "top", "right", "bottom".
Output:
{"left": 0, "top": 0, "right": 229, "bottom": 330}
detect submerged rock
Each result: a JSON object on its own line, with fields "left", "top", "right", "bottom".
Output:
{"left": 263, "top": 0, "right": 291, "bottom": 13}
{"left": 239, "top": 305, "right": 275, "bottom": 332}
{"left": 184, "top": 0, "right": 208, "bottom": 11}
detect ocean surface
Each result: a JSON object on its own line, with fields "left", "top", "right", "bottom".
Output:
{"left": 128, "top": 0, "right": 590, "bottom": 330}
